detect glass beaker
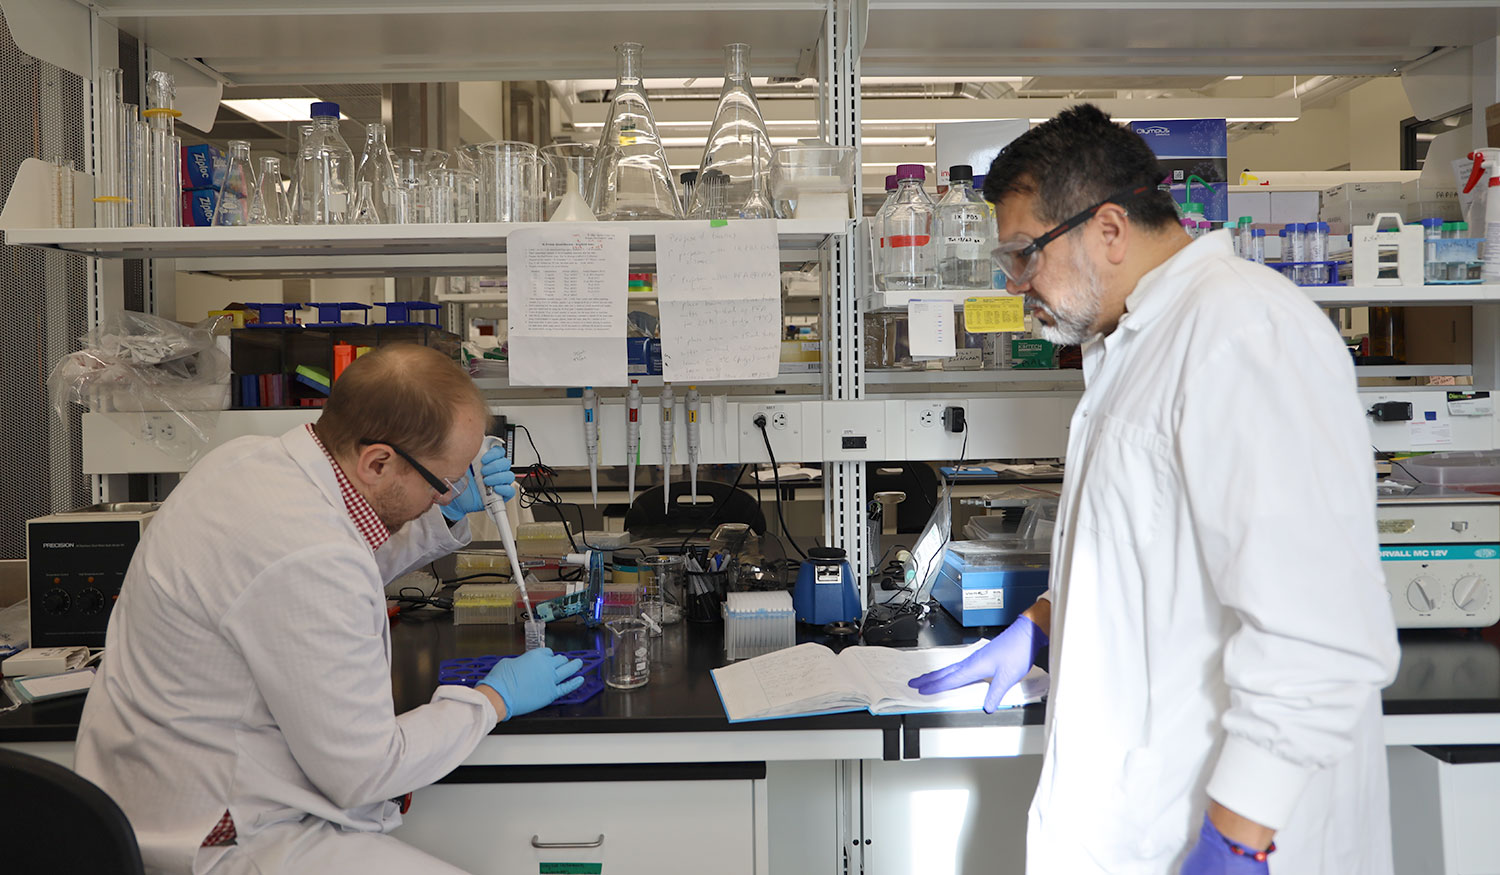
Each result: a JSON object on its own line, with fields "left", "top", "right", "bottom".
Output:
{"left": 211, "top": 140, "right": 256, "bottom": 227}
{"left": 540, "top": 142, "right": 595, "bottom": 219}
{"left": 642, "top": 555, "right": 685, "bottom": 631}
{"left": 390, "top": 148, "right": 441, "bottom": 224}
{"left": 249, "top": 156, "right": 291, "bottom": 225}
{"left": 463, "top": 141, "right": 541, "bottom": 222}
{"left": 589, "top": 42, "right": 683, "bottom": 220}
{"left": 688, "top": 44, "right": 773, "bottom": 220}
{"left": 605, "top": 618, "right": 651, "bottom": 689}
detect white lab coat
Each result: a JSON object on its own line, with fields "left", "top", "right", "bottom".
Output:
{"left": 76, "top": 425, "right": 496, "bottom": 875}
{"left": 1026, "top": 231, "right": 1400, "bottom": 874}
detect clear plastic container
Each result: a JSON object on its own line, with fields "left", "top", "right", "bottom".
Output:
{"left": 689, "top": 43, "right": 773, "bottom": 219}
{"left": 770, "top": 143, "right": 855, "bottom": 220}
{"left": 589, "top": 42, "right": 683, "bottom": 220}
{"left": 723, "top": 591, "right": 795, "bottom": 661}
{"left": 1249, "top": 228, "right": 1266, "bottom": 265}
{"left": 1393, "top": 450, "right": 1500, "bottom": 494}
{"left": 1422, "top": 217, "right": 1444, "bottom": 283}
{"left": 879, "top": 164, "right": 940, "bottom": 291}
{"left": 935, "top": 164, "right": 995, "bottom": 290}
{"left": 295, "top": 101, "right": 355, "bottom": 225}
{"left": 211, "top": 140, "right": 255, "bottom": 227}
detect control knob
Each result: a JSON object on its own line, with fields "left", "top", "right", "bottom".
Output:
{"left": 1406, "top": 577, "right": 1438, "bottom": 613}
{"left": 1453, "top": 575, "right": 1491, "bottom": 613}
{"left": 42, "top": 588, "right": 71, "bottom": 615}
{"left": 77, "top": 587, "right": 106, "bottom": 615}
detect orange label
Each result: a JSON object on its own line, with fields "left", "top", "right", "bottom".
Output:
{"left": 889, "top": 235, "right": 931, "bottom": 248}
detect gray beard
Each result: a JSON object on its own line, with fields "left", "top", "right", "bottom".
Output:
{"left": 1031, "top": 245, "right": 1103, "bottom": 346}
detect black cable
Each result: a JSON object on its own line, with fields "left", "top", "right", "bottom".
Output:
{"left": 510, "top": 423, "right": 580, "bottom": 552}
{"left": 756, "top": 419, "right": 810, "bottom": 560}
{"left": 1373, "top": 444, "right": 1423, "bottom": 483}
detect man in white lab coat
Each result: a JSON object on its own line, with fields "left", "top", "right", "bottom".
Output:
{"left": 910, "top": 105, "right": 1400, "bottom": 873}
{"left": 77, "top": 344, "right": 583, "bottom": 874}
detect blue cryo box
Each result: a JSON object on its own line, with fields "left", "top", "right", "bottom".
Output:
{"left": 932, "top": 540, "right": 1050, "bottom": 627}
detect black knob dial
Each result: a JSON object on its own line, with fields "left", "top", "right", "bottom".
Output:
{"left": 78, "top": 587, "right": 106, "bottom": 615}
{"left": 42, "top": 588, "right": 71, "bottom": 615}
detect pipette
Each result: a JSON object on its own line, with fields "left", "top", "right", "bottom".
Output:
{"left": 626, "top": 380, "right": 642, "bottom": 505}
{"left": 685, "top": 386, "right": 701, "bottom": 503}
{"left": 659, "top": 384, "right": 675, "bottom": 512}
{"left": 478, "top": 435, "right": 540, "bottom": 646}
{"left": 582, "top": 387, "right": 599, "bottom": 507}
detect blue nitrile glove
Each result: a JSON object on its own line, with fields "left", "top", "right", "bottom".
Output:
{"left": 478, "top": 648, "right": 585, "bottom": 720}
{"left": 907, "top": 614, "right": 1047, "bottom": 713}
{"left": 1179, "top": 813, "right": 1273, "bottom": 874}
{"left": 440, "top": 443, "right": 517, "bottom": 521}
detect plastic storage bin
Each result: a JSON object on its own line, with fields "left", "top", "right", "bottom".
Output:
{"left": 1394, "top": 450, "right": 1500, "bottom": 494}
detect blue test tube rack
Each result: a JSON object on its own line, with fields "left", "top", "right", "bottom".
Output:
{"left": 438, "top": 650, "right": 606, "bottom": 706}
{"left": 375, "top": 301, "right": 442, "bottom": 326}
{"left": 1271, "top": 260, "right": 1348, "bottom": 287}
{"left": 306, "top": 302, "right": 372, "bottom": 327}
{"left": 242, "top": 302, "right": 306, "bottom": 327}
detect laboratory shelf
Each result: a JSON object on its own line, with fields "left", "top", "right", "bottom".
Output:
{"left": 1355, "top": 364, "right": 1474, "bottom": 379}
{"left": 2, "top": 220, "right": 846, "bottom": 279}
{"left": 1307, "top": 285, "right": 1500, "bottom": 306}
{"left": 90, "top": 0, "right": 830, "bottom": 84}
{"left": 867, "top": 368, "right": 1082, "bottom": 385}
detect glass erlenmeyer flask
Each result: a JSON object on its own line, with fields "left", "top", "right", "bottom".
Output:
{"left": 688, "top": 44, "right": 773, "bottom": 219}
{"left": 287, "top": 124, "right": 312, "bottom": 224}
{"left": 250, "top": 156, "right": 291, "bottom": 225}
{"left": 355, "top": 122, "right": 399, "bottom": 224}
{"left": 589, "top": 42, "right": 682, "bottom": 220}
{"left": 211, "top": 140, "right": 256, "bottom": 227}
{"left": 351, "top": 180, "right": 381, "bottom": 224}
{"left": 738, "top": 149, "right": 774, "bottom": 219}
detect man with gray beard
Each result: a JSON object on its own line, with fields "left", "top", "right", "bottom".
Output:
{"left": 909, "top": 105, "right": 1398, "bottom": 874}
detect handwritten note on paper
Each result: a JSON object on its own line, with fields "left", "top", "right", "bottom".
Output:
{"left": 507, "top": 226, "right": 629, "bottom": 387}
{"left": 656, "top": 220, "right": 782, "bottom": 382}
{"left": 908, "top": 300, "right": 956, "bottom": 359}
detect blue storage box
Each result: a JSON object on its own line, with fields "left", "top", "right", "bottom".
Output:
{"left": 627, "top": 337, "right": 662, "bottom": 376}
{"left": 182, "top": 188, "right": 217, "bottom": 226}
{"left": 932, "top": 540, "right": 1050, "bottom": 627}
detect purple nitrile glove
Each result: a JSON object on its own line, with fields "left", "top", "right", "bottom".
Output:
{"left": 907, "top": 614, "right": 1047, "bottom": 713}
{"left": 1179, "top": 813, "right": 1272, "bottom": 875}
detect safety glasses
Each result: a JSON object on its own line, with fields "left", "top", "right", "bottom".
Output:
{"left": 990, "top": 183, "right": 1155, "bottom": 287}
{"left": 359, "top": 438, "right": 467, "bottom": 504}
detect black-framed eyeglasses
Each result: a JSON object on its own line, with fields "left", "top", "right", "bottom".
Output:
{"left": 359, "top": 438, "right": 467, "bottom": 504}
{"left": 990, "top": 183, "right": 1155, "bottom": 287}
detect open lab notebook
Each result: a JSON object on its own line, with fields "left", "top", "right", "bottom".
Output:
{"left": 711, "top": 641, "right": 1049, "bottom": 723}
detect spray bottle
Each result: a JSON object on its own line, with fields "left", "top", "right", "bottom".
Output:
{"left": 1464, "top": 150, "right": 1500, "bottom": 282}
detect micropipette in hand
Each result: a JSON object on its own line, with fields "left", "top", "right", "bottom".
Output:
{"left": 660, "top": 384, "right": 675, "bottom": 512}
{"left": 478, "top": 435, "right": 536, "bottom": 634}
{"left": 626, "top": 380, "right": 642, "bottom": 505}
{"left": 582, "top": 387, "right": 599, "bottom": 508}
{"left": 685, "top": 386, "right": 701, "bottom": 504}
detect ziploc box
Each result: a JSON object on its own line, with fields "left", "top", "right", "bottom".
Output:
{"left": 181, "top": 144, "right": 224, "bottom": 190}
{"left": 182, "top": 188, "right": 217, "bottom": 226}
{"left": 626, "top": 337, "right": 662, "bottom": 376}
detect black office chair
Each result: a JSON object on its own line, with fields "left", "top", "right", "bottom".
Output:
{"left": 625, "top": 479, "right": 768, "bottom": 540}
{"left": 0, "top": 747, "right": 146, "bottom": 874}
{"left": 866, "top": 462, "right": 940, "bottom": 534}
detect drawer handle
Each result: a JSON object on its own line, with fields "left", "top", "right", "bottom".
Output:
{"left": 530, "top": 835, "right": 605, "bottom": 849}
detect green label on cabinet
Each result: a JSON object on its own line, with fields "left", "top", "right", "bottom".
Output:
{"left": 539, "top": 865, "right": 603, "bottom": 874}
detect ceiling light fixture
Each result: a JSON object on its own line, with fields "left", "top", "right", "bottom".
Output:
{"left": 220, "top": 98, "right": 347, "bottom": 122}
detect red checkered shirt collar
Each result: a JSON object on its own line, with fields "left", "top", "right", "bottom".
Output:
{"left": 306, "top": 423, "right": 390, "bottom": 551}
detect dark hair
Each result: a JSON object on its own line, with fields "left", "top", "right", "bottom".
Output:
{"left": 982, "top": 103, "right": 1180, "bottom": 232}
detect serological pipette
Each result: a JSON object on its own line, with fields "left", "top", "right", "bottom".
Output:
{"left": 477, "top": 435, "right": 541, "bottom": 645}
{"left": 685, "top": 386, "right": 701, "bottom": 504}
{"left": 660, "top": 384, "right": 675, "bottom": 512}
{"left": 626, "top": 380, "right": 642, "bottom": 505}
{"left": 582, "top": 387, "right": 599, "bottom": 507}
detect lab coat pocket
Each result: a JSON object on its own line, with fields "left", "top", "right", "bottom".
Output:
{"left": 1071, "top": 413, "right": 1170, "bottom": 549}
{"left": 1120, "top": 746, "right": 1195, "bottom": 862}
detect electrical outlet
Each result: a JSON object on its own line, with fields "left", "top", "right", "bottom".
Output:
{"left": 741, "top": 403, "right": 803, "bottom": 463}
{"left": 917, "top": 408, "right": 939, "bottom": 429}
{"left": 140, "top": 414, "right": 181, "bottom": 449}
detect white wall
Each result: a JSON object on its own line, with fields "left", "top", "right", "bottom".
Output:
{"left": 1230, "top": 77, "right": 1413, "bottom": 173}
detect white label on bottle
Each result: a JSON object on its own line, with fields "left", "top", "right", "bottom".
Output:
{"left": 955, "top": 211, "right": 986, "bottom": 224}
{"left": 328, "top": 192, "right": 348, "bottom": 214}
{"left": 962, "top": 588, "right": 1005, "bottom": 610}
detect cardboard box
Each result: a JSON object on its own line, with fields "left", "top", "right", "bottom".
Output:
{"left": 778, "top": 340, "right": 821, "bottom": 373}
{"left": 1321, "top": 182, "right": 1405, "bottom": 227}
{"left": 1269, "top": 190, "right": 1321, "bottom": 224}
{"left": 1227, "top": 191, "right": 1271, "bottom": 224}
{"left": 181, "top": 144, "right": 224, "bottom": 190}
{"left": 1403, "top": 306, "right": 1472, "bottom": 365}
{"left": 181, "top": 187, "right": 217, "bottom": 226}
{"left": 1011, "top": 338, "right": 1056, "bottom": 369}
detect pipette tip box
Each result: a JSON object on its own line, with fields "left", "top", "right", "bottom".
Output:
{"left": 723, "top": 591, "right": 796, "bottom": 661}
{"left": 452, "top": 583, "right": 518, "bottom": 625}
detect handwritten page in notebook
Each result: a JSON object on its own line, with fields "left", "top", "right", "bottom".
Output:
{"left": 507, "top": 226, "right": 629, "bottom": 387}
{"left": 655, "top": 220, "right": 782, "bottom": 382}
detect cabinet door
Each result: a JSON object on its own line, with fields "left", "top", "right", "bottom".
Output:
{"left": 391, "top": 778, "right": 760, "bottom": 875}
